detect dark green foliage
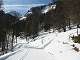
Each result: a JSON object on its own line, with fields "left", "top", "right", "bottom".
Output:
{"left": 72, "top": 35, "right": 80, "bottom": 43}
{"left": 0, "top": 10, "right": 21, "bottom": 53}
{"left": 0, "top": 10, "right": 7, "bottom": 52}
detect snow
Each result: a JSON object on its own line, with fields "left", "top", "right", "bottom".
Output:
{"left": 42, "top": 5, "right": 56, "bottom": 13}
{"left": 20, "top": 17, "right": 26, "bottom": 20}
{"left": 0, "top": 29, "right": 80, "bottom": 60}
{"left": 44, "top": 29, "right": 80, "bottom": 60}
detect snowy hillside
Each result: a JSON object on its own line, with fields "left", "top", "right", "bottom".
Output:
{"left": 42, "top": 4, "right": 56, "bottom": 13}
{"left": 0, "top": 29, "right": 80, "bottom": 60}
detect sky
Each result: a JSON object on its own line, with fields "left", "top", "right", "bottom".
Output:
{"left": 3, "top": 0, "right": 52, "bottom": 15}
{"left": 3, "top": 0, "right": 51, "bottom": 5}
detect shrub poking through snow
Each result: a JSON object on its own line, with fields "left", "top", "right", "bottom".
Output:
{"left": 73, "top": 47, "right": 79, "bottom": 52}
{"left": 72, "top": 35, "right": 80, "bottom": 43}
{"left": 71, "top": 44, "right": 79, "bottom": 52}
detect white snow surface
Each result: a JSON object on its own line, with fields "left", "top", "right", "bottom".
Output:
{"left": 0, "top": 29, "right": 80, "bottom": 60}
{"left": 42, "top": 5, "right": 56, "bottom": 14}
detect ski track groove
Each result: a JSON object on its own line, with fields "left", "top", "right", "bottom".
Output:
{"left": 19, "top": 48, "right": 30, "bottom": 60}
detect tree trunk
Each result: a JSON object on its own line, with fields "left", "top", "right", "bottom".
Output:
{"left": 25, "top": 36, "right": 27, "bottom": 42}
{"left": 16, "top": 36, "right": 17, "bottom": 43}
{"left": 77, "top": 28, "right": 78, "bottom": 35}
{"left": 7, "top": 34, "right": 9, "bottom": 50}
{"left": 6, "top": 41, "right": 8, "bottom": 51}
{"left": 63, "top": 27, "right": 66, "bottom": 32}
{"left": 1, "top": 33, "right": 6, "bottom": 54}
{"left": 77, "top": 24, "right": 79, "bottom": 35}
{"left": 69, "top": 19, "right": 71, "bottom": 30}
{"left": 2, "top": 42, "right": 5, "bottom": 54}
{"left": 5, "top": 34, "right": 8, "bottom": 53}
{"left": 11, "top": 33, "right": 14, "bottom": 51}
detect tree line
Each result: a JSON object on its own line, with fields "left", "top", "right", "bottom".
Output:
{"left": 0, "top": 0, "right": 80, "bottom": 55}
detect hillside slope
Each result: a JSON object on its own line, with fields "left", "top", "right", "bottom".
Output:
{"left": 0, "top": 29, "right": 80, "bottom": 60}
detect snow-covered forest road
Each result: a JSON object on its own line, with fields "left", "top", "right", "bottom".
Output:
{"left": 0, "top": 29, "right": 80, "bottom": 60}
{"left": 5, "top": 43, "right": 55, "bottom": 60}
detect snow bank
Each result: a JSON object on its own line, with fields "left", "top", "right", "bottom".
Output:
{"left": 0, "top": 50, "right": 22, "bottom": 60}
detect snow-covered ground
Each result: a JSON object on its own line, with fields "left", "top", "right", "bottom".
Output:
{"left": 0, "top": 29, "right": 80, "bottom": 60}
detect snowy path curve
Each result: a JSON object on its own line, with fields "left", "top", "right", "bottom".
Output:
{"left": 1, "top": 29, "right": 80, "bottom": 60}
